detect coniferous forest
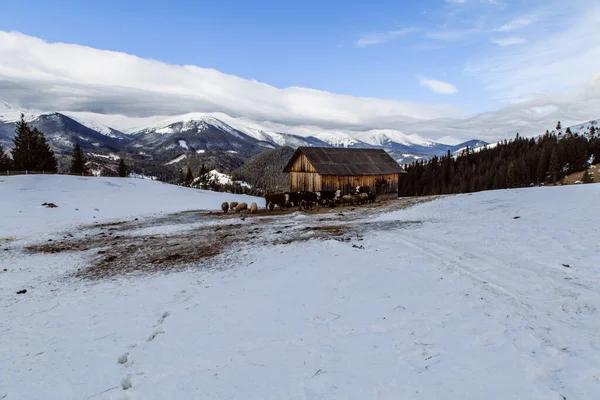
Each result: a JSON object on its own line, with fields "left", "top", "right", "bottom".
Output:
{"left": 399, "top": 129, "right": 600, "bottom": 197}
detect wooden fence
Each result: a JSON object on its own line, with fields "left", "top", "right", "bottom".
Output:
{"left": 1, "top": 171, "right": 92, "bottom": 176}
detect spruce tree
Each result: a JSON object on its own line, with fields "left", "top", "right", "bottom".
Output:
{"left": 0, "top": 143, "right": 11, "bottom": 171}
{"left": 197, "top": 164, "right": 210, "bottom": 189}
{"left": 117, "top": 159, "right": 128, "bottom": 177}
{"left": 506, "top": 161, "right": 517, "bottom": 188}
{"left": 590, "top": 126, "right": 596, "bottom": 138}
{"left": 185, "top": 167, "right": 194, "bottom": 184}
{"left": 178, "top": 168, "right": 186, "bottom": 184}
{"left": 11, "top": 114, "right": 33, "bottom": 171}
{"left": 32, "top": 128, "right": 58, "bottom": 172}
{"left": 11, "top": 115, "right": 57, "bottom": 172}
{"left": 548, "top": 148, "right": 560, "bottom": 184}
{"left": 70, "top": 143, "right": 89, "bottom": 175}
{"left": 556, "top": 121, "right": 562, "bottom": 130}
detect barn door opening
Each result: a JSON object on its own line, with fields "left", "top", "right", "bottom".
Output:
{"left": 375, "top": 177, "right": 388, "bottom": 195}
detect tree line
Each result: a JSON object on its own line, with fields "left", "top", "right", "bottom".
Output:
{"left": 399, "top": 125, "right": 600, "bottom": 197}
{"left": 0, "top": 114, "right": 129, "bottom": 176}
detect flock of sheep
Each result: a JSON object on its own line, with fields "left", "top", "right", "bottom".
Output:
{"left": 265, "top": 186, "right": 377, "bottom": 211}
{"left": 221, "top": 186, "right": 377, "bottom": 214}
{"left": 220, "top": 201, "right": 259, "bottom": 214}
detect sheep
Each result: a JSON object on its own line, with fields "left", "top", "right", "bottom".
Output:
{"left": 249, "top": 202, "right": 258, "bottom": 214}
{"left": 359, "top": 193, "right": 369, "bottom": 204}
{"left": 341, "top": 194, "right": 354, "bottom": 205}
{"left": 235, "top": 202, "right": 248, "bottom": 213}
{"left": 221, "top": 202, "right": 229, "bottom": 213}
{"left": 229, "top": 201, "right": 239, "bottom": 211}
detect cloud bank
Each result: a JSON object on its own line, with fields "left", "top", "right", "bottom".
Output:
{"left": 0, "top": 31, "right": 458, "bottom": 130}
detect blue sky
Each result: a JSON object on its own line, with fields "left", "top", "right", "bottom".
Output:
{"left": 0, "top": 0, "right": 599, "bottom": 135}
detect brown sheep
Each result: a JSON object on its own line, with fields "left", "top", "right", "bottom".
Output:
{"left": 250, "top": 202, "right": 258, "bottom": 214}
{"left": 221, "top": 202, "right": 229, "bottom": 213}
{"left": 341, "top": 195, "right": 354, "bottom": 205}
{"left": 235, "top": 202, "right": 248, "bottom": 213}
{"left": 359, "top": 193, "right": 368, "bottom": 204}
{"left": 229, "top": 202, "right": 239, "bottom": 211}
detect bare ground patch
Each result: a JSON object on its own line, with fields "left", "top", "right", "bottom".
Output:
{"left": 25, "top": 196, "right": 435, "bottom": 280}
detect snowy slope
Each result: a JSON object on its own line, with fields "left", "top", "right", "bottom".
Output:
{"left": 1, "top": 181, "right": 600, "bottom": 399}
{"left": 61, "top": 112, "right": 128, "bottom": 140}
{"left": 0, "top": 175, "right": 260, "bottom": 237}
{"left": 566, "top": 118, "right": 598, "bottom": 137}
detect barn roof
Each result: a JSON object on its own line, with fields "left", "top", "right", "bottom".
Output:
{"left": 283, "top": 147, "right": 405, "bottom": 176}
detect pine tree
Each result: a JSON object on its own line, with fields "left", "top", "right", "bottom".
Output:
{"left": 581, "top": 169, "right": 593, "bottom": 184}
{"left": 0, "top": 143, "right": 11, "bottom": 170}
{"left": 197, "top": 164, "right": 210, "bottom": 189}
{"left": 118, "top": 158, "right": 128, "bottom": 177}
{"left": 548, "top": 148, "right": 560, "bottom": 184}
{"left": 556, "top": 121, "right": 562, "bottom": 130}
{"left": 11, "top": 114, "right": 33, "bottom": 171}
{"left": 536, "top": 149, "right": 548, "bottom": 183}
{"left": 70, "top": 143, "right": 89, "bottom": 175}
{"left": 178, "top": 168, "right": 186, "bottom": 184}
{"left": 185, "top": 167, "right": 194, "bottom": 184}
{"left": 506, "top": 161, "right": 517, "bottom": 188}
{"left": 11, "top": 115, "right": 57, "bottom": 172}
{"left": 565, "top": 127, "right": 572, "bottom": 136}
{"left": 31, "top": 128, "right": 58, "bottom": 172}
{"left": 590, "top": 126, "right": 596, "bottom": 138}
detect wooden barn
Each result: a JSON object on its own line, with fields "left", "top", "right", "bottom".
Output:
{"left": 283, "top": 147, "right": 405, "bottom": 199}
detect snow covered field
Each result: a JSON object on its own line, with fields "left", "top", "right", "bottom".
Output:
{"left": 0, "top": 175, "right": 260, "bottom": 237}
{"left": 1, "top": 178, "right": 600, "bottom": 400}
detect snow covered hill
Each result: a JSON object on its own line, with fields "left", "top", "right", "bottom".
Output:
{"left": 1, "top": 180, "right": 599, "bottom": 399}
{"left": 0, "top": 175, "right": 260, "bottom": 237}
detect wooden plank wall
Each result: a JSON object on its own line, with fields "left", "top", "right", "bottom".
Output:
{"left": 288, "top": 153, "right": 317, "bottom": 173}
{"left": 290, "top": 172, "right": 399, "bottom": 196}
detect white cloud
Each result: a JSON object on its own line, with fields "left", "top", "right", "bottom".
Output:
{"left": 425, "top": 27, "right": 480, "bottom": 41}
{"left": 0, "top": 31, "right": 459, "bottom": 130}
{"left": 493, "top": 17, "right": 532, "bottom": 32}
{"left": 490, "top": 37, "right": 528, "bottom": 46}
{"left": 466, "top": 5, "right": 600, "bottom": 102}
{"left": 420, "top": 78, "right": 458, "bottom": 94}
{"left": 355, "top": 28, "right": 418, "bottom": 47}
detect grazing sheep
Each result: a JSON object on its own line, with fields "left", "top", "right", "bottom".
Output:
{"left": 235, "top": 202, "right": 248, "bottom": 213}
{"left": 221, "top": 202, "right": 229, "bottom": 213}
{"left": 359, "top": 193, "right": 369, "bottom": 204}
{"left": 250, "top": 202, "right": 258, "bottom": 214}
{"left": 341, "top": 194, "right": 354, "bottom": 205}
{"left": 230, "top": 202, "right": 239, "bottom": 211}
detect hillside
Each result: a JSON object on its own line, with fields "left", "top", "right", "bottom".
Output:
{"left": 231, "top": 146, "right": 296, "bottom": 193}
{"left": 2, "top": 178, "right": 600, "bottom": 399}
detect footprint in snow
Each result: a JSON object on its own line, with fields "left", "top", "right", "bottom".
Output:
{"left": 118, "top": 353, "right": 128, "bottom": 364}
{"left": 121, "top": 374, "right": 133, "bottom": 390}
{"left": 147, "top": 329, "right": 164, "bottom": 342}
{"left": 158, "top": 311, "right": 171, "bottom": 324}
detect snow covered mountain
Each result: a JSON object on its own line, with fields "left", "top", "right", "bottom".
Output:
{"left": 0, "top": 100, "right": 497, "bottom": 175}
